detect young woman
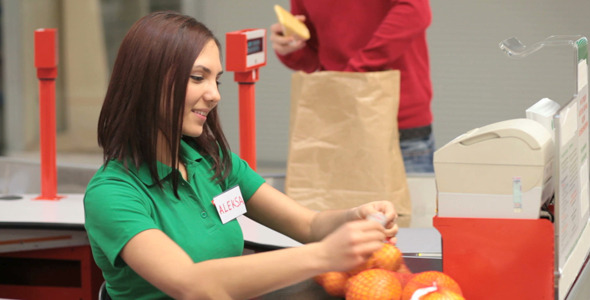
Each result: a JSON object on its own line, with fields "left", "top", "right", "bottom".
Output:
{"left": 84, "top": 11, "right": 398, "bottom": 300}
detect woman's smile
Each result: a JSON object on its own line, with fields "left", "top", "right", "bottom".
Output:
{"left": 192, "top": 109, "right": 208, "bottom": 121}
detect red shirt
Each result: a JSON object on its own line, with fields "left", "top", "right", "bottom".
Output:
{"left": 277, "top": 0, "right": 433, "bottom": 129}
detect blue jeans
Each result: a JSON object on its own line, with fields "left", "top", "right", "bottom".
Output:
{"left": 400, "top": 132, "right": 434, "bottom": 173}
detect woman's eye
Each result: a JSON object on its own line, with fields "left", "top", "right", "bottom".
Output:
{"left": 190, "top": 75, "right": 204, "bottom": 82}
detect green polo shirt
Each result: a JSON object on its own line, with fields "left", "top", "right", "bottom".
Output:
{"left": 84, "top": 139, "right": 265, "bottom": 299}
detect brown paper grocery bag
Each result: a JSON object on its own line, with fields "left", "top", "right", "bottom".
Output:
{"left": 286, "top": 70, "right": 411, "bottom": 216}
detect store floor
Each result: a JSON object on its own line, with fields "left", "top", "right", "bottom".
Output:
{"left": 3, "top": 151, "right": 437, "bottom": 228}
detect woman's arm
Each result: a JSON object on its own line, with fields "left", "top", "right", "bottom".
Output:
{"left": 121, "top": 215, "right": 386, "bottom": 299}
{"left": 246, "top": 183, "right": 398, "bottom": 244}
{"left": 120, "top": 183, "right": 397, "bottom": 299}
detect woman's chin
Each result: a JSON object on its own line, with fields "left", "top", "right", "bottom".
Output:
{"left": 182, "top": 129, "right": 203, "bottom": 138}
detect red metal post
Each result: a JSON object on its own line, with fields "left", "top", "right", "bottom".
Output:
{"left": 34, "top": 28, "right": 61, "bottom": 200}
{"left": 226, "top": 29, "right": 266, "bottom": 171}
{"left": 235, "top": 69, "right": 259, "bottom": 170}
{"left": 238, "top": 83, "right": 256, "bottom": 170}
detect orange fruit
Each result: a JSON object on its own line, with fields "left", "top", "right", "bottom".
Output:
{"left": 366, "top": 243, "right": 403, "bottom": 271}
{"left": 348, "top": 243, "right": 404, "bottom": 276}
{"left": 401, "top": 271, "right": 463, "bottom": 300}
{"left": 346, "top": 269, "right": 402, "bottom": 300}
{"left": 314, "top": 271, "right": 349, "bottom": 297}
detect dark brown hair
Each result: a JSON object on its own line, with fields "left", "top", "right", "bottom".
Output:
{"left": 97, "top": 11, "right": 231, "bottom": 194}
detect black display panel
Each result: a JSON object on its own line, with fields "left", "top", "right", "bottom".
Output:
{"left": 247, "top": 38, "right": 263, "bottom": 55}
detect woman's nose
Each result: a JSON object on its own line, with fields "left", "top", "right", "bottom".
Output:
{"left": 204, "top": 83, "right": 221, "bottom": 105}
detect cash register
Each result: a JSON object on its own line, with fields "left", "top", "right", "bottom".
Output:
{"left": 434, "top": 118, "right": 554, "bottom": 219}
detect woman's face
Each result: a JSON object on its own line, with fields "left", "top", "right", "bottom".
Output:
{"left": 182, "top": 39, "right": 222, "bottom": 137}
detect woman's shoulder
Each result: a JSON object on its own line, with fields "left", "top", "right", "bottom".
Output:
{"left": 84, "top": 159, "right": 152, "bottom": 211}
{"left": 86, "top": 159, "right": 145, "bottom": 193}
{"left": 91, "top": 159, "right": 137, "bottom": 180}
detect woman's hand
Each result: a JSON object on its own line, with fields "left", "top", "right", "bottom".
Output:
{"left": 269, "top": 15, "right": 307, "bottom": 56}
{"left": 348, "top": 201, "right": 399, "bottom": 244}
{"left": 316, "top": 219, "right": 386, "bottom": 272}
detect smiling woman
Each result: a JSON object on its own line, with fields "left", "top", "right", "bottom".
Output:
{"left": 84, "top": 10, "right": 400, "bottom": 300}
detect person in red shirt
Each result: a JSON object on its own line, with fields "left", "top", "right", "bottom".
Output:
{"left": 271, "top": 0, "right": 434, "bottom": 173}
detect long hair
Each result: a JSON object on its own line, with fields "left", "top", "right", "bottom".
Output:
{"left": 97, "top": 11, "right": 231, "bottom": 195}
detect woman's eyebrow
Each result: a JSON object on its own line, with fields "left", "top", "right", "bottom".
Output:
{"left": 192, "top": 65, "right": 223, "bottom": 76}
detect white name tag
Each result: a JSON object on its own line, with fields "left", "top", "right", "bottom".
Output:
{"left": 213, "top": 186, "right": 247, "bottom": 224}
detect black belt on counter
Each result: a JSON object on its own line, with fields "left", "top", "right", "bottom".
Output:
{"left": 399, "top": 125, "right": 432, "bottom": 141}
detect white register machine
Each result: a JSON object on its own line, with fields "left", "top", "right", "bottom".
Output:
{"left": 434, "top": 118, "right": 554, "bottom": 219}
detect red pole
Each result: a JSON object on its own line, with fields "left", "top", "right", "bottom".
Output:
{"left": 235, "top": 69, "right": 259, "bottom": 170}
{"left": 34, "top": 28, "right": 61, "bottom": 200}
{"left": 225, "top": 29, "right": 266, "bottom": 171}
{"left": 238, "top": 82, "right": 256, "bottom": 170}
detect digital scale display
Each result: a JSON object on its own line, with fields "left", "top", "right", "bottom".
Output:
{"left": 247, "top": 38, "right": 263, "bottom": 55}
{"left": 226, "top": 28, "right": 267, "bottom": 72}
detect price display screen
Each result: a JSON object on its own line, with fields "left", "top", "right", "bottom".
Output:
{"left": 247, "top": 38, "right": 263, "bottom": 55}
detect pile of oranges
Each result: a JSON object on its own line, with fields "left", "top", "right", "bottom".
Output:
{"left": 314, "top": 244, "right": 465, "bottom": 300}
